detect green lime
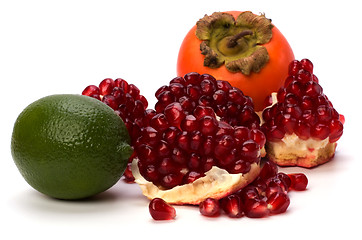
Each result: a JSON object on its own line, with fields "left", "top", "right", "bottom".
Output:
{"left": 11, "top": 94, "right": 132, "bottom": 200}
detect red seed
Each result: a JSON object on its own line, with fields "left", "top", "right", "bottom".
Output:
{"left": 99, "top": 78, "right": 115, "bottom": 95}
{"left": 267, "top": 192, "right": 290, "bottom": 214}
{"left": 221, "top": 194, "right": 244, "bottom": 218}
{"left": 288, "top": 173, "right": 308, "bottom": 191}
{"left": 199, "top": 198, "right": 220, "bottom": 217}
{"left": 149, "top": 198, "right": 176, "bottom": 221}
{"left": 244, "top": 198, "right": 269, "bottom": 218}
{"left": 82, "top": 85, "right": 100, "bottom": 96}
{"left": 259, "top": 160, "right": 278, "bottom": 180}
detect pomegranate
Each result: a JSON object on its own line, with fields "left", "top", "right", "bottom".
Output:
{"left": 132, "top": 72, "right": 266, "bottom": 204}
{"left": 261, "top": 59, "right": 344, "bottom": 167}
{"left": 82, "top": 78, "right": 148, "bottom": 182}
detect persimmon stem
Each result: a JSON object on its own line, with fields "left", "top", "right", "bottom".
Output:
{"left": 227, "top": 30, "right": 253, "bottom": 48}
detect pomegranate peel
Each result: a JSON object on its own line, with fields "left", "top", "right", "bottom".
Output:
{"left": 266, "top": 134, "right": 336, "bottom": 168}
{"left": 132, "top": 158, "right": 260, "bottom": 205}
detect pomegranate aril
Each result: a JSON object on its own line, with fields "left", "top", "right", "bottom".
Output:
{"left": 216, "top": 121, "right": 234, "bottom": 138}
{"left": 140, "top": 126, "right": 161, "bottom": 146}
{"left": 163, "top": 126, "right": 181, "bottom": 146}
{"left": 329, "top": 119, "right": 343, "bottom": 143}
{"left": 122, "top": 162, "right": 135, "bottom": 183}
{"left": 99, "top": 78, "right": 115, "bottom": 95}
{"left": 214, "top": 135, "right": 236, "bottom": 159}
{"left": 169, "top": 83, "right": 185, "bottom": 97}
{"left": 158, "top": 157, "right": 177, "bottom": 175}
{"left": 229, "top": 159, "right": 251, "bottom": 174}
{"left": 102, "top": 95, "right": 118, "bottom": 110}
{"left": 295, "top": 121, "right": 311, "bottom": 140}
{"left": 234, "top": 126, "right": 250, "bottom": 143}
{"left": 213, "top": 90, "right": 227, "bottom": 105}
{"left": 164, "top": 102, "right": 186, "bottom": 127}
{"left": 311, "top": 123, "right": 330, "bottom": 140}
{"left": 288, "top": 173, "right": 308, "bottom": 191}
{"left": 276, "top": 172, "right": 291, "bottom": 190}
{"left": 239, "top": 186, "right": 260, "bottom": 202}
{"left": 199, "top": 198, "right": 220, "bottom": 217}
{"left": 156, "top": 91, "right": 175, "bottom": 108}
{"left": 161, "top": 173, "right": 184, "bottom": 189}
{"left": 244, "top": 198, "right": 269, "bottom": 218}
{"left": 172, "top": 147, "right": 187, "bottom": 165}
{"left": 288, "top": 60, "right": 302, "bottom": 76}
{"left": 179, "top": 96, "right": 196, "bottom": 114}
{"left": 200, "top": 79, "right": 216, "bottom": 96}
{"left": 267, "top": 192, "right": 290, "bottom": 214}
{"left": 267, "top": 177, "right": 289, "bottom": 193}
{"left": 296, "top": 69, "right": 312, "bottom": 84}
{"left": 193, "top": 105, "right": 215, "bottom": 119}
{"left": 155, "top": 85, "right": 169, "bottom": 98}
{"left": 200, "top": 137, "right": 213, "bottom": 156}
{"left": 149, "top": 198, "right": 176, "bottom": 221}
{"left": 150, "top": 113, "right": 169, "bottom": 132}
{"left": 170, "top": 76, "right": 186, "bottom": 86}
{"left": 259, "top": 160, "right": 278, "bottom": 180}
{"left": 316, "top": 105, "right": 332, "bottom": 123}
{"left": 221, "top": 194, "right": 244, "bottom": 218}
{"left": 115, "top": 78, "right": 129, "bottom": 92}
{"left": 181, "top": 115, "right": 199, "bottom": 132}
{"left": 202, "top": 156, "right": 216, "bottom": 172}
{"left": 240, "top": 140, "right": 260, "bottom": 162}
{"left": 199, "top": 116, "right": 218, "bottom": 136}
{"left": 177, "top": 131, "right": 189, "bottom": 152}
{"left": 188, "top": 153, "right": 201, "bottom": 170}
{"left": 82, "top": 85, "right": 100, "bottom": 96}
{"left": 305, "top": 81, "right": 323, "bottom": 98}
{"left": 137, "top": 144, "right": 157, "bottom": 164}
{"left": 190, "top": 130, "right": 203, "bottom": 152}
{"left": 156, "top": 140, "right": 171, "bottom": 158}
{"left": 300, "top": 58, "right": 313, "bottom": 73}
{"left": 187, "top": 84, "right": 201, "bottom": 101}
{"left": 184, "top": 72, "right": 201, "bottom": 85}
{"left": 265, "top": 185, "right": 283, "bottom": 198}
{"left": 184, "top": 171, "right": 203, "bottom": 184}
{"left": 300, "top": 95, "right": 314, "bottom": 110}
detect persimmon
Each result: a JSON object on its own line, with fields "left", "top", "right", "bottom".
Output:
{"left": 177, "top": 11, "right": 294, "bottom": 111}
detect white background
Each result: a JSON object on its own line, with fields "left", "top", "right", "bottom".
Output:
{"left": 1, "top": 0, "right": 361, "bottom": 239}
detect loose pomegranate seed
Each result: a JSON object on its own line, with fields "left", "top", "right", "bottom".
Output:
{"left": 221, "top": 194, "right": 244, "bottom": 218}
{"left": 244, "top": 198, "right": 269, "bottom": 218}
{"left": 267, "top": 192, "right": 290, "bottom": 214}
{"left": 199, "top": 198, "right": 220, "bottom": 217}
{"left": 288, "top": 173, "right": 308, "bottom": 191}
{"left": 149, "top": 198, "right": 176, "bottom": 221}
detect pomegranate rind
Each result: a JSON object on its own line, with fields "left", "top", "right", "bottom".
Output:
{"left": 132, "top": 159, "right": 260, "bottom": 205}
{"left": 265, "top": 134, "right": 337, "bottom": 168}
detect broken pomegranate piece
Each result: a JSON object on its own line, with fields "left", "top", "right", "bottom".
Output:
{"left": 261, "top": 59, "right": 344, "bottom": 167}
{"left": 132, "top": 72, "right": 265, "bottom": 205}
